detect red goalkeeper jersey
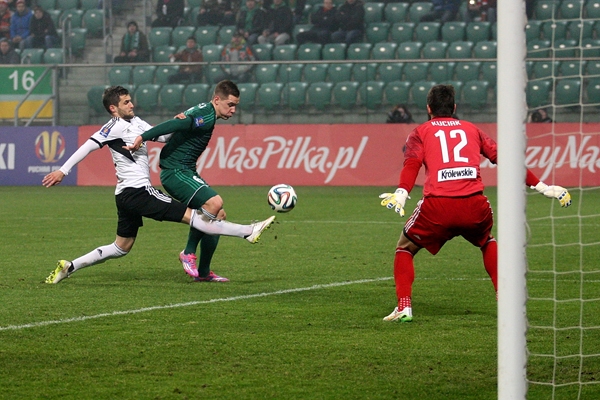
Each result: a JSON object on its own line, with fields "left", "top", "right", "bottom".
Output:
{"left": 399, "top": 117, "right": 498, "bottom": 197}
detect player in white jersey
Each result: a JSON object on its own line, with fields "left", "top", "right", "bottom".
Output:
{"left": 42, "top": 86, "right": 274, "bottom": 284}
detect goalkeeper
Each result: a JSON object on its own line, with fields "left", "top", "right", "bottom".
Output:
{"left": 379, "top": 84, "right": 572, "bottom": 323}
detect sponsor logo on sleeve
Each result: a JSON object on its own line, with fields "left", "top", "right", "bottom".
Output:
{"left": 194, "top": 117, "right": 205, "bottom": 127}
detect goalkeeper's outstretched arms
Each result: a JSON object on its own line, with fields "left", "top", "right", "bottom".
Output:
{"left": 526, "top": 170, "right": 572, "bottom": 208}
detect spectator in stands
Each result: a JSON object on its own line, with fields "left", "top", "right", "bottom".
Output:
{"left": 236, "top": 0, "right": 266, "bottom": 47}
{"left": 386, "top": 104, "right": 414, "bottom": 124}
{"left": 257, "top": 0, "right": 293, "bottom": 47}
{"left": 7, "top": 0, "right": 31, "bottom": 12}
{"left": 220, "top": 32, "right": 255, "bottom": 83}
{"left": 22, "top": 6, "right": 57, "bottom": 50}
{"left": 293, "top": 0, "right": 306, "bottom": 25}
{"left": 0, "top": 0, "right": 11, "bottom": 41}
{"left": 296, "top": 0, "right": 338, "bottom": 46}
{"left": 420, "top": 0, "right": 460, "bottom": 23}
{"left": 330, "top": 0, "right": 364, "bottom": 46}
{"left": 168, "top": 36, "right": 203, "bottom": 84}
{"left": 197, "top": 0, "right": 237, "bottom": 26}
{"left": 151, "top": 0, "right": 185, "bottom": 28}
{"left": 462, "top": 0, "right": 496, "bottom": 24}
{"left": 530, "top": 108, "right": 552, "bottom": 123}
{"left": 9, "top": 0, "right": 30, "bottom": 50}
{"left": 0, "top": 38, "right": 19, "bottom": 63}
{"left": 114, "top": 20, "right": 149, "bottom": 63}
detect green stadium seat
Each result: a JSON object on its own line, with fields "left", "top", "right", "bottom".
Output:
{"left": 183, "top": 83, "right": 211, "bottom": 107}
{"left": 404, "top": 62, "right": 429, "bottom": 82}
{"left": 47, "top": 10, "right": 62, "bottom": 27}
{"left": 108, "top": 66, "right": 132, "bottom": 85}
{"left": 465, "top": 22, "right": 490, "bottom": 43}
{"left": 83, "top": 9, "right": 104, "bottom": 37}
{"left": 202, "top": 44, "right": 224, "bottom": 62}
{"left": 303, "top": 63, "right": 328, "bottom": 83}
{"left": 384, "top": 81, "right": 411, "bottom": 106}
{"left": 43, "top": 48, "right": 64, "bottom": 64}
{"left": 205, "top": 65, "right": 226, "bottom": 84}
{"left": 149, "top": 27, "right": 173, "bottom": 48}
{"left": 297, "top": 43, "right": 322, "bottom": 60}
{"left": 567, "top": 21, "right": 594, "bottom": 42}
{"left": 56, "top": 0, "right": 78, "bottom": 10}
{"left": 377, "top": 62, "right": 404, "bottom": 83}
{"left": 307, "top": 82, "right": 333, "bottom": 109}
{"left": 526, "top": 80, "right": 552, "bottom": 108}
{"left": 172, "top": 26, "right": 196, "bottom": 48}
{"left": 252, "top": 43, "right": 273, "bottom": 61}
{"left": 586, "top": 0, "right": 600, "bottom": 18}
{"left": 527, "top": 40, "right": 551, "bottom": 59}
{"left": 461, "top": 80, "right": 489, "bottom": 108}
{"left": 188, "top": 0, "right": 203, "bottom": 7}
{"left": 585, "top": 78, "right": 600, "bottom": 104}
{"left": 371, "top": 42, "right": 397, "bottom": 59}
{"left": 333, "top": 81, "right": 359, "bottom": 109}
{"left": 218, "top": 25, "right": 236, "bottom": 45}
{"left": 411, "top": 81, "right": 436, "bottom": 108}
{"left": 541, "top": 20, "right": 568, "bottom": 41}
{"left": 327, "top": 63, "right": 353, "bottom": 83}
{"left": 257, "top": 82, "right": 283, "bottom": 110}
{"left": 532, "top": 60, "right": 559, "bottom": 79}
{"left": 282, "top": 82, "right": 308, "bottom": 109}
{"left": 582, "top": 39, "right": 600, "bottom": 58}
{"left": 422, "top": 41, "right": 448, "bottom": 59}
{"left": 447, "top": 41, "right": 473, "bottom": 59}
{"left": 59, "top": 9, "right": 84, "bottom": 29}
{"left": 364, "top": 2, "right": 385, "bottom": 24}
{"left": 525, "top": 21, "right": 542, "bottom": 42}
{"left": 322, "top": 43, "right": 346, "bottom": 60}
{"left": 135, "top": 84, "right": 161, "bottom": 110}
{"left": 352, "top": 63, "right": 378, "bottom": 83}
{"left": 396, "top": 41, "right": 422, "bottom": 59}
{"left": 554, "top": 39, "right": 578, "bottom": 58}
{"left": 559, "top": 0, "right": 582, "bottom": 19}
{"left": 347, "top": 43, "right": 373, "bottom": 60}
{"left": 366, "top": 22, "right": 391, "bottom": 43}
{"left": 555, "top": 79, "right": 581, "bottom": 106}
{"left": 160, "top": 84, "right": 185, "bottom": 111}
{"left": 255, "top": 63, "right": 280, "bottom": 84}
{"left": 238, "top": 82, "right": 258, "bottom": 108}
{"left": 37, "top": 0, "right": 56, "bottom": 10}
{"left": 273, "top": 44, "right": 297, "bottom": 61}
{"left": 87, "top": 85, "right": 109, "bottom": 115}
{"left": 441, "top": 21, "right": 466, "bottom": 43}
{"left": 293, "top": 24, "right": 312, "bottom": 41}
{"left": 408, "top": 2, "right": 433, "bottom": 22}
{"left": 454, "top": 61, "right": 481, "bottom": 82}
{"left": 480, "top": 62, "right": 496, "bottom": 87}
{"left": 155, "top": 66, "right": 179, "bottom": 85}
{"left": 359, "top": 80, "right": 385, "bottom": 109}
{"left": 586, "top": 60, "right": 600, "bottom": 76}
{"left": 194, "top": 26, "right": 219, "bottom": 47}
{"left": 132, "top": 65, "right": 157, "bottom": 86}
{"left": 80, "top": 0, "right": 100, "bottom": 10}
{"left": 153, "top": 45, "right": 176, "bottom": 62}
{"left": 390, "top": 22, "right": 415, "bottom": 44}
{"left": 384, "top": 2, "right": 409, "bottom": 23}
{"left": 446, "top": 80, "right": 463, "bottom": 94}
{"left": 559, "top": 61, "right": 585, "bottom": 78}
{"left": 429, "top": 61, "right": 455, "bottom": 82}
{"left": 278, "top": 63, "right": 304, "bottom": 83}
{"left": 414, "top": 22, "right": 440, "bottom": 43}
{"left": 534, "top": 0, "right": 560, "bottom": 20}
{"left": 472, "top": 41, "right": 496, "bottom": 59}
{"left": 67, "top": 28, "right": 87, "bottom": 56}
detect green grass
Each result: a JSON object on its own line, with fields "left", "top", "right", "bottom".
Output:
{"left": 0, "top": 186, "right": 598, "bottom": 399}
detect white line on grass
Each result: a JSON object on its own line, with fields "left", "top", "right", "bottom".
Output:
{"left": 0, "top": 277, "right": 393, "bottom": 332}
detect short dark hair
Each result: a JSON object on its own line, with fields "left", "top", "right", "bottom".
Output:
{"left": 214, "top": 80, "right": 240, "bottom": 99}
{"left": 187, "top": 36, "right": 196, "bottom": 42}
{"left": 127, "top": 21, "right": 138, "bottom": 29}
{"left": 103, "top": 86, "right": 129, "bottom": 114}
{"left": 427, "top": 84, "right": 455, "bottom": 117}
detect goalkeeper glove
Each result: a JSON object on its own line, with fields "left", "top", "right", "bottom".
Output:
{"left": 379, "top": 188, "right": 410, "bottom": 217}
{"left": 533, "top": 182, "right": 572, "bottom": 208}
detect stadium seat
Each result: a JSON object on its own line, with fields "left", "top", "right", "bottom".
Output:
{"left": 333, "top": 81, "right": 360, "bottom": 109}
{"left": 404, "top": 62, "right": 429, "bottom": 82}
{"left": 255, "top": 63, "right": 280, "bottom": 84}
{"left": 218, "top": 25, "right": 236, "bottom": 45}
{"left": 293, "top": 24, "right": 312, "bottom": 41}
{"left": 371, "top": 42, "right": 397, "bottom": 59}
{"left": 555, "top": 79, "right": 581, "bottom": 106}
{"left": 411, "top": 81, "right": 436, "bottom": 108}
{"left": 43, "top": 48, "right": 64, "bottom": 64}
{"left": 441, "top": 21, "right": 466, "bottom": 43}
{"left": 153, "top": 45, "right": 176, "bottom": 62}
{"left": 446, "top": 80, "right": 463, "bottom": 95}
{"left": 527, "top": 40, "right": 551, "bottom": 59}
{"left": 149, "top": 27, "right": 173, "bottom": 48}
{"left": 347, "top": 43, "right": 373, "bottom": 60}
{"left": 257, "top": 82, "right": 283, "bottom": 110}
{"left": 155, "top": 66, "right": 179, "bottom": 85}
{"left": 390, "top": 22, "right": 415, "bottom": 44}
{"left": 447, "top": 41, "right": 473, "bottom": 59}
{"left": 586, "top": 60, "right": 600, "bottom": 76}
{"left": 352, "top": 63, "right": 378, "bottom": 83}
{"left": 429, "top": 62, "right": 455, "bottom": 82}
{"left": 465, "top": 22, "right": 490, "bottom": 43}
{"left": 277, "top": 63, "right": 303, "bottom": 83}
{"left": 188, "top": 0, "right": 203, "bottom": 7}
{"left": 554, "top": 39, "right": 578, "bottom": 58}
{"left": 252, "top": 43, "right": 273, "bottom": 61}
{"left": 359, "top": 80, "right": 385, "bottom": 109}
{"left": 160, "top": 84, "right": 185, "bottom": 111}
{"left": 307, "top": 82, "right": 333, "bottom": 109}
{"left": 534, "top": 0, "right": 559, "bottom": 20}
{"left": 172, "top": 26, "right": 196, "bottom": 48}
{"left": 414, "top": 22, "right": 440, "bottom": 43}
{"left": 454, "top": 61, "right": 481, "bottom": 82}
{"left": 194, "top": 26, "right": 219, "bottom": 47}
{"left": 108, "top": 66, "right": 132, "bottom": 85}
{"left": 238, "top": 82, "right": 258, "bottom": 108}
{"left": 59, "top": 9, "right": 83, "bottom": 29}
{"left": 183, "top": 83, "right": 211, "bottom": 108}
{"left": 396, "top": 41, "right": 422, "bottom": 59}
{"left": 582, "top": 39, "right": 600, "bottom": 58}
{"left": 525, "top": 21, "right": 542, "bottom": 42}
{"left": 67, "top": 28, "right": 87, "bottom": 56}
{"left": 303, "top": 63, "right": 329, "bottom": 83}
{"left": 322, "top": 43, "right": 347, "bottom": 60}
{"left": 282, "top": 82, "right": 308, "bottom": 109}
{"left": 135, "top": 84, "right": 160, "bottom": 110}
{"left": 408, "top": 2, "right": 433, "bottom": 22}
{"left": 532, "top": 60, "right": 559, "bottom": 79}
{"left": 273, "top": 44, "right": 297, "bottom": 61}
{"left": 56, "top": 0, "right": 78, "bottom": 9}
{"left": 377, "top": 62, "right": 404, "bottom": 83}
{"left": 586, "top": 0, "right": 600, "bottom": 18}
{"left": 47, "top": 10, "right": 62, "bottom": 27}
{"left": 205, "top": 65, "right": 226, "bottom": 84}
{"left": 366, "top": 22, "right": 391, "bottom": 43}
{"left": 297, "top": 43, "right": 322, "bottom": 60}
{"left": 384, "top": 2, "right": 409, "bottom": 23}
{"left": 385, "top": 80, "right": 412, "bottom": 106}
{"left": 327, "top": 63, "right": 353, "bottom": 83}
{"left": 472, "top": 41, "right": 496, "bottom": 59}
{"left": 364, "top": 2, "right": 385, "bottom": 24}
{"left": 585, "top": 78, "right": 600, "bottom": 105}
{"left": 461, "top": 80, "right": 489, "bottom": 108}
{"left": 541, "top": 20, "right": 568, "bottom": 41}
{"left": 202, "top": 44, "right": 223, "bottom": 62}
{"left": 132, "top": 66, "right": 157, "bottom": 86}
{"left": 526, "top": 80, "right": 552, "bottom": 108}
{"left": 567, "top": 21, "right": 594, "bottom": 42}
{"left": 87, "top": 85, "right": 109, "bottom": 115}
{"left": 480, "top": 62, "right": 496, "bottom": 87}
{"left": 37, "top": 0, "right": 56, "bottom": 10}
{"left": 559, "top": 0, "right": 582, "bottom": 19}
{"left": 83, "top": 9, "right": 104, "bottom": 37}
{"left": 80, "top": 0, "right": 99, "bottom": 10}
{"left": 559, "top": 61, "right": 585, "bottom": 78}
{"left": 422, "top": 41, "right": 448, "bottom": 59}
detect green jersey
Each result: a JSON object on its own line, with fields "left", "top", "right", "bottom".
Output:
{"left": 140, "top": 102, "right": 217, "bottom": 170}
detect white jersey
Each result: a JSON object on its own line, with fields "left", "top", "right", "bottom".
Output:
{"left": 90, "top": 116, "right": 154, "bottom": 195}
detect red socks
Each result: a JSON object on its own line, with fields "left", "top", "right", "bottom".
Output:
{"left": 394, "top": 248, "right": 414, "bottom": 309}
{"left": 481, "top": 238, "right": 498, "bottom": 292}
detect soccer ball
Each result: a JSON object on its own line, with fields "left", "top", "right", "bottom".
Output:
{"left": 268, "top": 184, "right": 297, "bottom": 213}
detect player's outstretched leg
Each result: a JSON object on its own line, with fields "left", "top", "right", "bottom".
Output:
{"left": 383, "top": 306, "right": 413, "bottom": 322}
{"left": 246, "top": 216, "right": 276, "bottom": 243}
{"left": 45, "top": 260, "right": 73, "bottom": 284}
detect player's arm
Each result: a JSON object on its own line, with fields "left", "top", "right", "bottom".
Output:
{"left": 127, "top": 117, "right": 192, "bottom": 151}
{"left": 42, "top": 139, "right": 100, "bottom": 187}
{"left": 526, "top": 169, "right": 572, "bottom": 207}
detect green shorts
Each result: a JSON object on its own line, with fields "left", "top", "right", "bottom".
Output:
{"left": 160, "top": 168, "right": 218, "bottom": 209}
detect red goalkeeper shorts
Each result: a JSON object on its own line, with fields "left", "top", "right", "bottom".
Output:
{"left": 404, "top": 193, "right": 494, "bottom": 255}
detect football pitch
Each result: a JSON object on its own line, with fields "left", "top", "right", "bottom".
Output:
{"left": 0, "top": 185, "right": 594, "bottom": 399}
